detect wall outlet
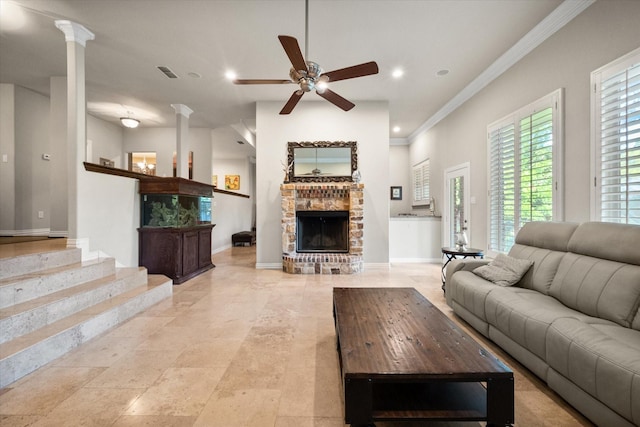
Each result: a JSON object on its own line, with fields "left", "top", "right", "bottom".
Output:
{"left": 2, "top": 154, "right": 7, "bottom": 163}
{"left": 38, "top": 211, "right": 44, "bottom": 219}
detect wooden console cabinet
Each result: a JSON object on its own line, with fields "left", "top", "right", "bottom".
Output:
{"left": 138, "top": 177, "right": 215, "bottom": 284}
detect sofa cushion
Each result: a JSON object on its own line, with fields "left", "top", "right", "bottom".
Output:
{"left": 515, "top": 221, "right": 579, "bottom": 252}
{"left": 446, "top": 270, "right": 497, "bottom": 322}
{"left": 508, "top": 244, "right": 566, "bottom": 294}
{"left": 568, "top": 221, "right": 640, "bottom": 266}
{"left": 473, "top": 253, "right": 533, "bottom": 287}
{"left": 546, "top": 318, "right": 640, "bottom": 424}
{"left": 484, "top": 287, "right": 613, "bottom": 361}
{"left": 549, "top": 253, "right": 640, "bottom": 328}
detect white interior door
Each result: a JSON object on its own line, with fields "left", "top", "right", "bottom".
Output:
{"left": 443, "top": 163, "right": 471, "bottom": 247}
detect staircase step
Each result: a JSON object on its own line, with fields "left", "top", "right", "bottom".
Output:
{"left": 0, "top": 274, "right": 172, "bottom": 388}
{"left": 0, "top": 257, "right": 116, "bottom": 309}
{"left": 0, "top": 247, "right": 81, "bottom": 281}
{"left": 0, "top": 267, "right": 148, "bottom": 344}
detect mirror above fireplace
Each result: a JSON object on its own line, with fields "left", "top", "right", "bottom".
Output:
{"left": 287, "top": 141, "right": 357, "bottom": 183}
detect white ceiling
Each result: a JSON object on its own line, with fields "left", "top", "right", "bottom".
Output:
{"left": 0, "top": 0, "right": 567, "bottom": 140}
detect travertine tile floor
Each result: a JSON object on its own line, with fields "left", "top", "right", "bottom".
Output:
{"left": 0, "top": 245, "right": 594, "bottom": 427}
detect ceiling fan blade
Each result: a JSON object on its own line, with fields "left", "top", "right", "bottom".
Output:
{"left": 323, "top": 61, "right": 379, "bottom": 83}
{"left": 317, "top": 88, "right": 355, "bottom": 111}
{"left": 233, "top": 79, "right": 293, "bottom": 84}
{"left": 278, "top": 35, "right": 308, "bottom": 72}
{"left": 280, "top": 91, "right": 304, "bottom": 114}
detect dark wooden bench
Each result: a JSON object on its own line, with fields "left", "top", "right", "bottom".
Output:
{"left": 232, "top": 231, "right": 255, "bottom": 246}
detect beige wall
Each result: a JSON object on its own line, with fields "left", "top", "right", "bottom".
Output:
{"left": 409, "top": 0, "right": 640, "bottom": 251}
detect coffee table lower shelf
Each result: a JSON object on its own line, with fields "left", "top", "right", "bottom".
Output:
{"left": 345, "top": 378, "right": 494, "bottom": 424}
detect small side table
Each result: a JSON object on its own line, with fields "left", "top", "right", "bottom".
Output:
{"left": 441, "top": 247, "right": 484, "bottom": 292}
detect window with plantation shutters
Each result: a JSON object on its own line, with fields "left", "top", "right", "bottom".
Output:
{"left": 591, "top": 48, "right": 640, "bottom": 225}
{"left": 488, "top": 122, "right": 516, "bottom": 253}
{"left": 412, "top": 159, "right": 430, "bottom": 206}
{"left": 487, "top": 89, "right": 563, "bottom": 255}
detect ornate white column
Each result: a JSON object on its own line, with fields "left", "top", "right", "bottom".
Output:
{"left": 55, "top": 20, "right": 94, "bottom": 251}
{"left": 171, "top": 104, "right": 193, "bottom": 179}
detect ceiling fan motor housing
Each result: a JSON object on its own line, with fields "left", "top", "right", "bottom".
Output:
{"left": 290, "top": 61, "right": 323, "bottom": 92}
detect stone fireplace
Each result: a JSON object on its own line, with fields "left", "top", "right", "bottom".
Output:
{"left": 281, "top": 183, "right": 364, "bottom": 274}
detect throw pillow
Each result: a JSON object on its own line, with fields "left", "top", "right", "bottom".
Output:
{"left": 473, "top": 253, "right": 533, "bottom": 287}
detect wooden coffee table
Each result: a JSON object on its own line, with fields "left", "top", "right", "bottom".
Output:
{"left": 333, "top": 287, "right": 514, "bottom": 426}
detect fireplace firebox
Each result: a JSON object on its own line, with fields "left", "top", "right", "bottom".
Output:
{"left": 296, "top": 211, "right": 349, "bottom": 253}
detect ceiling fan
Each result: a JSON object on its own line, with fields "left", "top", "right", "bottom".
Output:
{"left": 232, "top": 1, "right": 379, "bottom": 114}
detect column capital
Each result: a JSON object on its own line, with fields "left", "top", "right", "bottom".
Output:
{"left": 55, "top": 20, "right": 95, "bottom": 47}
{"left": 171, "top": 104, "right": 194, "bottom": 118}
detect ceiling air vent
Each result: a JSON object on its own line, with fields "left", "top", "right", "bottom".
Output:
{"left": 157, "top": 66, "right": 178, "bottom": 79}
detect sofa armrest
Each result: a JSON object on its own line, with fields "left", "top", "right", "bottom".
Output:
{"left": 446, "top": 259, "right": 490, "bottom": 281}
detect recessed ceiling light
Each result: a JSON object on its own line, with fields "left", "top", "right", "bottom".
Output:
{"left": 392, "top": 68, "right": 404, "bottom": 79}
{"left": 188, "top": 72, "right": 202, "bottom": 79}
{"left": 436, "top": 69, "right": 450, "bottom": 77}
{"left": 0, "top": 1, "right": 27, "bottom": 32}
{"left": 225, "top": 70, "right": 237, "bottom": 81}
{"left": 393, "top": 126, "right": 401, "bottom": 133}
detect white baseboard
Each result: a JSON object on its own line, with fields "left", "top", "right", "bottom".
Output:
{"left": 212, "top": 244, "right": 232, "bottom": 255}
{"left": 49, "top": 230, "right": 68, "bottom": 238}
{"left": 12, "top": 228, "right": 50, "bottom": 236}
{"left": 255, "top": 263, "right": 282, "bottom": 270}
{"left": 390, "top": 258, "right": 442, "bottom": 263}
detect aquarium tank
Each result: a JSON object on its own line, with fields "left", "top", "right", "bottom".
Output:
{"left": 141, "top": 194, "right": 212, "bottom": 228}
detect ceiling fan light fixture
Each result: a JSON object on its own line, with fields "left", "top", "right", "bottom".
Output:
{"left": 316, "top": 80, "right": 328, "bottom": 93}
{"left": 120, "top": 117, "right": 140, "bottom": 128}
{"left": 299, "top": 77, "right": 314, "bottom": 92}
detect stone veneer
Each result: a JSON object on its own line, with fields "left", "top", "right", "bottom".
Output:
{"left": 281, "top": 183, "right": 364, "bottom": 274}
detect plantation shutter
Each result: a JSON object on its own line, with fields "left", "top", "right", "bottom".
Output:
{"left": 519, "top": 107, "right": 554, "bottom": 226}
{"left": 597, "top": 61, "right": 640, "bottom": 224}
{"left": 488, "top": 122, "right": 516, "bottom": 253}
{"left": 488, "top": 89, "right": 562, "bottom": 255}
{"left": 412, "top": 159, "right": 430, "bottom": 205}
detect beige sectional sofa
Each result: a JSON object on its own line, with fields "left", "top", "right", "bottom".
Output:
{"left": 445, "top": 221, "right": 640, "bottom": 427}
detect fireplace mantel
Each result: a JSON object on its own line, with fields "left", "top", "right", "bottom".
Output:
{"left": 281, "top": 183, "right": 364, "bottom": 274}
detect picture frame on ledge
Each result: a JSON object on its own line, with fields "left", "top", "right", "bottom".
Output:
{"left": 390, "top": 186, "right": 402, "bottom": 200}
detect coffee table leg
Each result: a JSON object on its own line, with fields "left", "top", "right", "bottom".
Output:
{"left": 486, "top": 376, "right": 514, "bottom": 426}
{"left": 344, "top": 377, "right": 373, "bottom": 426}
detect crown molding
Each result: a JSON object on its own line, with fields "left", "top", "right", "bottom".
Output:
{"left": 389, "top": 138, "right": 409, "bottom": 146}
{"left": 408, "top": 0, "right": 596, "bottom": 142}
